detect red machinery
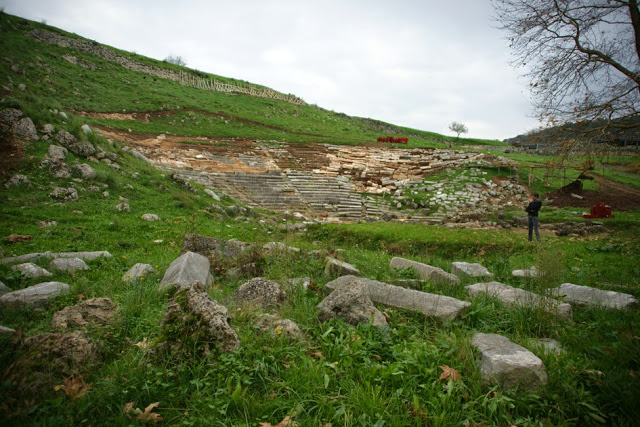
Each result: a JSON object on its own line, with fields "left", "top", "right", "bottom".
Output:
{"left": 583, "top": 203, "right": 615, "bottom": 219}
{"left": 377, "top": 136, "right": 408, "bottom": 144}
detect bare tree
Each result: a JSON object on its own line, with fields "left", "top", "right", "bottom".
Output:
{"left": 493, "top": 0, "right": 640, "bottom": 130}
{"left": 448, "top": 121, "right": 469, "bottom": 138}
{"left": 164, "top": 54, "right": 187, "bottom": 66}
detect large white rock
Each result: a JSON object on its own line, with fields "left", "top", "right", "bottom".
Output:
{"left": 472, "top": 333, "right": 548, "bottom": 391}
{"left": 390, "top": 257, "right": 459, "bottom": 285}
{"left": 49, "top": 257, "right": 90, "bottom": 272}
{"left": 324, "top": 257, "right": 360, "bottom": 277}
{"left": 159, "top": 251, "right": 212, "bottom": 291}
{"left": 11, "top": 262, "right": 53, "bottom": 279}
{"left": 466, "top": 281, "right": 572, "bottom": 319}
{"left": 556, "top": 283, "right": 638, "bottom": 310}
{"left": 0, "top": 281, "right": 70, "bottom": 308}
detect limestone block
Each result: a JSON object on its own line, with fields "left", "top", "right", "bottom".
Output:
{"left": 556, "top": 283, "right": 638, "bottom": 310}
{"left": 159, "top": 251, "right": 212, "bottom": 291}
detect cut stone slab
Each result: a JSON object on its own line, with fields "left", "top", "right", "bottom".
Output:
{"left": 556, "top": 283, "right": 638, "bottom": 310}
{"left": 11, "top": 262, "right": 52, "bottom": 279}
{"left": 0, "top": 281, "right": 70, "bottom": 308}
{"left": 512, "top": 266, "right": 539, "bottom": 278}
{"left": 159, "top": 251, "right": 212, "bottom": 291}
{"left": 324, "top": 257, "right": 360, "bottom": 277}
{"left": 451, "top": 262, "right": 493, "bottom": 279}
{"left": 472, "top": 333, "right": 548, "bottom": 391}
{"left": 324, "top": 275, "right": 470, "bottom": 321}
{"left": 0, "top": 250, "right": 111, "bottom": 265}
{"left": 466, "top": 281, "right": 572, "bottom": 319}
{"left": 49, "top": 257, "right": 90, "bottom": 273}
{"left": 122, "top": 263, "right": 155, "bottom": 282}
{"left": 390, "top": 257, "right": 460, "bottom": 285}
{"left": 51, "top": 298, "right": 118, "bottom": 329}
{"left": 317, "top": 281, "right": 388, "bottom": 328}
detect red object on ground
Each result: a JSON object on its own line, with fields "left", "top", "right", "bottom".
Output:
{"left": 582, "top": 203, "right": 615, "bottom": 219}
{"left": 377, "top": 136, "right": 408, "bottom": 144}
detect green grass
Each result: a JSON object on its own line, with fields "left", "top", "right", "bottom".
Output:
{"left": 1, "top": 10, "right": 640, "bottom": 427}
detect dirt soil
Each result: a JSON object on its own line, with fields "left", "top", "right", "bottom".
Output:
{"left": 0, "top": 128, "right": 25, "bottom": 179}
{"left": 545, "top": 176, "right": 640, "bottom": 211}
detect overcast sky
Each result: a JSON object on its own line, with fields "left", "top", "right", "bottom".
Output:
{"left": 2, "top": 0, "right": 541, "bottom": 140}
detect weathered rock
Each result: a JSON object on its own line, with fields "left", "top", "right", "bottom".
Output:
{"left": 160, "top": 282, "right": 240, "bottom": 354}
{"left": 451, "top": 262, "right": 493, "bottom": 279}
{"left": 159, "top": 251, "right": 212, "bottom": 291}
{"left": 129, "top": 149, "right": 151, "bottom": 164}
{"left": 14, "top": 117, "right": 38, "bottom": 141}
{"left": 390, "top": 257, "right": 460, "bottom": 285}
{"left": 280, "top": 277, "right": 312, "bottom": 292}
{"left": 263, "top": 242, "right": 300, "bottom": 254}
{"left": 50, "top": 159, "right": 72, "bottom": 178}
{"left": 56, "top": 130, "right": 96, "bottom": 157}
{"left": 11, "top": 330, "right": 98, "bottom": 395}
{"left": 42, "top": 123, "right": 55, "bottom": 134}
{"left": 317, "top": 281, "right": 388, "bottom": 328}
{"left": 51, "top": 298, "right": 118, "bottom": 329}
{"left": 325, "top": 275, "right": 470, "bottom": 321}
{"left": 39, "top": 220, "right": 58, "bottom": 228}
{"left": 466, "top": 281, "right": 572, "bottom": 319}
{"left": 49, "top": 257, "right": 90, "bottom": 273}
{"left": 204, "top": 189, "right": 221, "bottom": 201}
{"left": 11, "top": 262, "right": 53, "bottom": 279}
{"left": 81, "top": 124, "right": 92, "bottom": 134}
{"left": 5, "top": 174, "right": 30, "bottom": 187}
{"left": 324, "top": 257, "right": 360, "bottom": 277}
{"left": 0, "top": 108, "right": 23, "bottom": 127}
{"left": 48, "top": 144, "right": 68, "bottom": 161}
{"left": 72, "top": 163, "right": 96, "bottom": 179}
{"left": 472, "top": 333, "right": 548, "bottom": 391}
{"left": 0, "top": 281, "right": 70, "bottom": 308}
{"left": 122, "top": 263, "right": 155, "bottom": 282}
{"left": 0, "top": 280, "right": 10, "bottom": 296}
{"left": 255, "top": 314, "right": 305, "bottom": 340}
{"left": 512, "top": 266, "right": 539, "bottom": 278}
{"left": 116, "top": 202, "right": 130, "bottom": 212}
{"left": 50, "top": 186, "right": 78, "bottom": 201}
{"left": 556, "top": 283, "right": 638, "bottom": 310}
{"left": 141, "top": 213, "right": 160, "bottom": 221}
{"left": 230, "top": 277, "right": 287, "bottom": 310}
{"left": 182, "top": 234, "right": 252, "bottom": 260}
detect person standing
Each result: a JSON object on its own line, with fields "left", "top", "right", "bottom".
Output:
{"left": 525, "top": 193, "right": 542, "bottom": 242}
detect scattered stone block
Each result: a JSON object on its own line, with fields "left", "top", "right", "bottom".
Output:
{"left": 72, "top": 163, "right": 96, "bottom": 179}
{"left": 116, "top": 202, "right": 130, "bottom": 212}
{"left": 14, "top": 117, "right": 38, "bottom": 141}
{"left": 50, "top": 187, "right": 79, "bottom": 202}
{"left": 263, "top": 242, "right": 300, "bottom": 254}
{"left": 451, "top": 262, "right": 493, "bottom": 279}
{"left": 122, "top": 263, "right": 155, "bottom": 282}
{"left": 255, "top": 314, "right": 304, "bottom": 340}
{"left": 556, "top": 283, "right": 638, "bottom": 310}
{"left": 182, "top": 234, "right": 251, "bottom": 260}
{"left": 51, "top": 298, "right": 118, "bottom": 329}
{"left": 324, "top": 257, "right": 360, "bottom": 277}
{"left": 141, "top": 213, "right": 160, "bottom": 221}
{"left": 230, "top": 277, "right": 287, "bottom": 310}
{"left": 159, "top": 282, "right": 239, "bottom": 354}
{"left": 0, "top": 281, "right": 70, "bottom": 308}
{"left": 49, "top": 257, "right": 90, "bottom": 273}
{"left": 512, "top": 266, "right": 539, "bottom": 278}
{"left": 325, "top": 275, "right": 470, "bottom": 321}
{"left": 390, "top": 257, "right": 460, "bottom": 285}
{"left": 317, "top": 281, "right": 388, "bottom": 328}
{"left": 159, "top": 251, "right": 212, "bottom": 291}
{"left": 472, "top": 332, "right": 548, "bottom": 391}
{"left": 11, "top": 262, "right": 53, "bottom": 279}
{"left": 466, "top": 281, "right": 572, "bottom": 319}
{"left": 530, "top": 338, "right": 563, "bottom": 356}
{"left": 204, "top": 189, "right": 221, "bottom": 201}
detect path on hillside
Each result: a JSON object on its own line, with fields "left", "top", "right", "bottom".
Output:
{"left": 546, "top": 175, "right": 640, "bottom": 211}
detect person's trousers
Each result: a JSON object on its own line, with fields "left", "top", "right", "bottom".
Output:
{"left": 528, "top": 216, "right": 540, "bottom": 242}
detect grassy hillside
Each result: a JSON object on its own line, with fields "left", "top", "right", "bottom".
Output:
{"left": 1, "top": 11, "right": 640, "bottom": 426}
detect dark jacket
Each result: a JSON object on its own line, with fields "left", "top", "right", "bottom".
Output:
{"left": 526, "top": 199, "right": 542, "bottom": 217}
